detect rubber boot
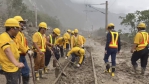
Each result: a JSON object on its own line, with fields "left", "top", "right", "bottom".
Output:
{"left": 133, "top": 65, "right": 138, "bottom": 73}
{"left": 111, "top": 68, "right": 115, "bottom": 77}
{"left": 44, "top": 67, "right": 49, "bottom": 74}
{"left": 22, "top": 76, "right": 29, "bottom": 84}
{"left": 39, "top": 69, "right": 44, "bottom": 78}
{"left": 35, "top": 71, "right": 40, "bottom": 81}
{"left": 141, "top": 67, "right": 145, "bottom": 75}
{"left": 105, "top": 63, "right": 111, "bottom": 73}
{"left": 39, "top": 69, "right": 47, "bottom": 79}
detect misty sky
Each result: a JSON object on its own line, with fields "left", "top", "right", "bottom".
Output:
{"left": 71, "top": 0, "right": 149, "bottom": 14}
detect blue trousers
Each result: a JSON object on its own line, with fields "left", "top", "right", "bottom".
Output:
{"left": 71, "top": 53, "right": 77, "bottom": 62}
{"left": 19, "top": 55, "right": 30, "bottom": 77}
{"left": 71, "top": 53, "right": 85, "bottom": 64}
{"left": 103, "top": 48, "right": 117, "bottom": 66}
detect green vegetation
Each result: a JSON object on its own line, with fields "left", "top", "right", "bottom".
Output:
{"left": 0, "top": 0, "right": 61, "bottom": 28}
{"left": 119, "top": 10, "right": 149, "bottom": 42}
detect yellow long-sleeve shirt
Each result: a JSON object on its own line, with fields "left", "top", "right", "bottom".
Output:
{"left": 67, "top": 47, "right": 84, "bottom": 64}
{"left": 71, "top": 35, "right": 83, "bottom": 48}
{"left": 15, "top": 31, "right": 29, "bottom": 54}
{"left": 55, "top": 37, "right": 66, "bottom": 48}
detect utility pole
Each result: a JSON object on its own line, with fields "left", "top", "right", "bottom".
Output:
{"left": 105, "top": 1, "right": 108, "bottom": 32}
{"left": 35, "top": 7, "right": 37, "bottom": 27}
{"left": 91, "top": 25, "right": 93, "bottom": 37}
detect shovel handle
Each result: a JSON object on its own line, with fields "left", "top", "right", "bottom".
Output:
{"left": 28, "top": 54, "right": 36, "bottom": 84}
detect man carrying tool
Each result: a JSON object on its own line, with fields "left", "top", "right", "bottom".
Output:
{"left": 44, "top": 28, "right": 60, "bottom": 73}
{"left": 32, "top": 22, "right": 47, "bottom": 80}
{"left": 0, "top": 18, "right": 24, "bottom": 84}
{"left": 55, "top": 36, "right": 68, "bottom": 58}
{"left": 131, "top": 23, "right": 149, "bottom": 75}
{"left": 71, "top": 29, "right": 83, "bottom": 49}
{"left": 14, "top": 16, "right": 34, "bottom": 84}
{"left": 63, "top": 29, "right": 71, "bottom": 56}
{"left": 103, "top": 23, "right": 121, "bottom": 77}
{"left": 65, "top": 47, "right": 85, "bottom": 67}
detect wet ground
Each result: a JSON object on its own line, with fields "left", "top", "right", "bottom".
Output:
{"left": 1, "top": 38, "right": 149, "bottom": 84}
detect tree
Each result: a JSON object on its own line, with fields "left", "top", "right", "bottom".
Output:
{"left": 119, "top": 10, "right": 149, "bottom": 42}
{"left": 3, "top": 0, "right": 61, "bottom": 28}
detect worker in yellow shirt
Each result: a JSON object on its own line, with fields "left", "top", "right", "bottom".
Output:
{"left": 65, "top": 47, "right": 85, "bottom": 67}
{"left": 71, "top": 29, "right": 83, "bottom": 49}
{"left": 71, "top": 31, "right": 74, "bottom": 36}
{"left": 63, "top": 29, "right": 71, "bottom": 56}
{"left": 32, "top": 22, "right": 47, "bottom": 80}
{"left": 0, "top": 18, "right": 24, "bottom": 84}
{"left": 45, "top": 28, "right": 60, "bottom": 72}
{"left": 55, "top": 36, "right": 68, "bottom": 57}
{"left": 14, "top": 16, "right": 34, "bottom": 84}
{"left": 130, "top": 23, "right": 149, "bottom": 75}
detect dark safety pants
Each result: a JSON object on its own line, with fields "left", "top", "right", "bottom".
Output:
{"left": 131, "top": 47, "right": 148, "bottom": 68}
{"left": 4, "top": 70, "right": 20, "bottom": 84}
{"left": 103, "top": 48, "right": 117, "bottom": 66}
{"left": 19, "top": 55, "right": 30, "bottom": 77}
{"left": 60, "top": 46, "right": 64, "bottom": 57}
{"left": 45, "top": 49, "right": 52, "bottom": 66}
{"left": 45, "top": 48, "right": 60, "bottom": 66}
{"left": 71, "top": 53, "right": 85, "bottom": 64}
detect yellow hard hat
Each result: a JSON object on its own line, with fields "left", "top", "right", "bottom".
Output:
{"left": 74, "top": 29, "right": 78, "bottom": 33}
{"left": 14, "top": 16, "right": 24, "bottom": 22}
{"left": 79, "top": 49, "right": 85, "bottom": 55}
{"left": 107, "top": 23, "right": 114, "bottom": 27}
{"left": 67, "top": 29, "right": 71, "bottom": 33}
{"left": 71, "top": 31, "right": 74, "bottom": 34}
{"left": 39, "top": 22, "right": 47, "bottom": 29}
{"left": 4, "top": 18, "right": 20, "bottom": 28}
{"left": 63, "top": 36, "right": 68, "bottom": 40}
{"left": 53, "top": 28, "right": 61, "bottom": 36}
{"left": 137, "top": 23, "right": 146, "bottom": 28}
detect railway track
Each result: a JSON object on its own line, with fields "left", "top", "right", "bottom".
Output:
{"left": 52, "top": 46, "right": 98, "bottom": 84}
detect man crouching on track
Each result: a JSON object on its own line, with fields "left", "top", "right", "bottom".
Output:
{"left": 65, "top": 47, "right": 85, "bottom": 67}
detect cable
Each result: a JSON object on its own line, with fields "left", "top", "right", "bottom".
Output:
{"left": 108, "top": 0, "right": 116, "bottom": 10}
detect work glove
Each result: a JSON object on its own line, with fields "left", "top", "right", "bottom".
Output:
{"left": 76, "top": 64, "right": 80, "bottom": 67}
{"left": 27, "top": 50, "right": 34, "bottom": 56}
{"left": 65, "top": 56, "right": 68, "bottom": 59}
{"left": 81, "top": 45, "right": 84, "bottom": 49}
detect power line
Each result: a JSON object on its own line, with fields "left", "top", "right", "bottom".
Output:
{"left": 108, "top": 0, "right": 116, "bottom": 10}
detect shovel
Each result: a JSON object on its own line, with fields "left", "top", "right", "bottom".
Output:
{"left": 28, "top": 54, "right": 36, "bottom": 84}
{"left": 49, "top": 48, "right": 67, "bottom": 77}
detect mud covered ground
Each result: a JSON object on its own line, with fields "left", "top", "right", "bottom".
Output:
{"left": 56, "top": 48, "right": 94, "bottom": 84}
{"left": 1, "top": 37, "right": 149, "bottom": 84}
{"left": 89, "top": 37, "right": 149, "bottom": 84}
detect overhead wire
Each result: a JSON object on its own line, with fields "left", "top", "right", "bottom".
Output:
{"left": 108, "top": 0, "right": 117, "bottom": 10}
